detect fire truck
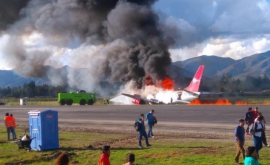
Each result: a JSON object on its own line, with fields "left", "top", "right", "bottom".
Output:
{"left": 58, "top": 90, "right": 96, "bottom": 105}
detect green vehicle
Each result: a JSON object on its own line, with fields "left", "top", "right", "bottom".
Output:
{"left": 58, "top": 90, "right": 96, "bottom": 105}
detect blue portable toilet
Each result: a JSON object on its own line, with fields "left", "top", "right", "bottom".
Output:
{"left": 28, "top": 110, "right": 59, "bottom": 151}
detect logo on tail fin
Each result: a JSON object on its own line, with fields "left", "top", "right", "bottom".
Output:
{"left": 192, "top": 78, "right": 200, "bottom": 84}
{"left": 184, "top": 65, "right": 204, "bottom": 93}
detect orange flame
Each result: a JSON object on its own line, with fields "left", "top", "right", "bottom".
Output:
{"left": 189, "top": 99, "right": 232, "bottom": 105}
{"left": 161, "top": 76, "right": 174, "bottom": 90}
{"left": 145, "top": 75, "right": 174, "bottom": 90}
{"left": 235, "top": 101, "right": 249, "bottom": 105}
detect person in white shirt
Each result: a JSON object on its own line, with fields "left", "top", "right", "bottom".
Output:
{"left": 253, "top": 116, "right": 265, "bottom": 158}
{"left": 254, "top": 112, "right": 269, "bottom": 147}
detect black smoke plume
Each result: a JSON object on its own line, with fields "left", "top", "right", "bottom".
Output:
{"left": 0, "top": 0, "right": 30, "bottom": 31}
{"left": 1, "top": 0, "right": 174, "bottom": 92}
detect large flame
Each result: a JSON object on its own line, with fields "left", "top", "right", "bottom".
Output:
{"left": 189, "top": 99, "right": 232, "bottom": 105}
{"left": 161, "top": 76, "right": 174, "bottom": 90}
{"left": 145, "top": 75, "right": 174, "bottom": 90}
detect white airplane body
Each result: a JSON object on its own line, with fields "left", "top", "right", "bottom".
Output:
{"left": 122, "top": 65, "right": 205, "bottom": 105}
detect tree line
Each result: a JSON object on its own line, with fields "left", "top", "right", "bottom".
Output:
{"left": 200, "top": 74, "right": 270, "bottom": 93}
{"left": 0, "top": 74, "right": 270, "bottom": 98}
{"left": 0, "top": 81, "right": 66, "bottom": 98}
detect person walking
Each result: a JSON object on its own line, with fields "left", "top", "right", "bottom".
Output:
{"left": 253, "top": 116, "right": 264, "bottom": 158}
{"left": 98, "top": 145, "right": 111, "bottom": 165}
{"left": 10, "top": 114, "right": 17, "bottom": 140}
{"left": 146, "top": 110, "right": 155, "bottom": 138}
{"left": 234, "top": 119, "right": 245, "bottom": 165}
{"left": 122, "top": 153, "right": 135, "bottom": 165}
{"left": 137, "top": 114, "right": 151, "bottom": 148}
{"left": 254, "top": 112, "right": 269, "bottom": 147}
{"left": 245, "top": 107, "right": 254, "bottom": 135}
{"left": 4, "top": 113, "right": 14, "bottom": 141}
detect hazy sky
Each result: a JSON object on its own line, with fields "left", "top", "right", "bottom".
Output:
{"left": 1, "top": 0, "right": 270, "bottom": 69}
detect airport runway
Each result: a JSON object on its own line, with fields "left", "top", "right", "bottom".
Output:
{"left": 0, "top": 105, "right": 269, "bottom": 135}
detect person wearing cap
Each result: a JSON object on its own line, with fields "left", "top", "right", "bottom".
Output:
{"left": 137, "top": 114, "right": 151, "bottom": 148}
{"left": 244, "top": 146, "right": 260, "bottom": 165}
{"left": 254, "top": 112, "right": 269, "bottom": 147}
{"left": 98, "top": 145, "right": 111, "bottom": 165}
{"left": 245, "top": 107, "right": 254, "bottom": 135}
{"left": 253, "top": 116, "right": 265, "bottom": 158}
{"left": 234, "top": 119, "right": 245, "bottom": 165}
{"left": 146, "top": 109, "right": 155, "bottom": 138}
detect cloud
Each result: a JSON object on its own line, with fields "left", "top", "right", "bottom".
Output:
{"left": 155, "top": 0, "right": 270, "bottom": 60}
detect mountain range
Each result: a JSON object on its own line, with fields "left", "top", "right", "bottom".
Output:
{"left": 1, "top": 50, "right": 270, "bottom": 87}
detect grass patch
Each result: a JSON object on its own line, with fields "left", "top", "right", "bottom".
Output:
{"left": 0, "top": 127, "right": 270, "bottom": 165}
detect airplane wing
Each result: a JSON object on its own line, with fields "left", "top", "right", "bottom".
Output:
{"left": 121, "top": 93, "right": 162, "bottom": 104}
{"left": 121, "top": 93, "right": 140, "bottom": 99}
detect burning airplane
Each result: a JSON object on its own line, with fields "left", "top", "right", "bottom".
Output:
{"left": 122, "top": 65, "right": 205, "bottom": 105}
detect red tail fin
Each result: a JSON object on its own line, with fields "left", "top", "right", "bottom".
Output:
{"left": 184, "top": 65, "right": 204, "bottom": 92}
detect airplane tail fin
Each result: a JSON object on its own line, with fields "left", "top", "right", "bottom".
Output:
{"left": 184, "top": 65, "right": 204, "bottom": 92}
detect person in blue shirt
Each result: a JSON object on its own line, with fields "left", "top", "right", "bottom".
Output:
{"left": 137, "top": 114, "right": 151, "bottom": 148}
{"left": 146, "top": 110, "right": 155, "bottom": 138}
{"left": 235, "top": 119, "right": 245, "bottom": 165}
{"left": 244, "top": 146, "right": 260, "bottom": 165}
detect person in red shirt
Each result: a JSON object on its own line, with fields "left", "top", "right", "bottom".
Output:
{"left": 10, "top": 114, "right": 17, "bottom": 140}
{"left": 4, "top": 113, "right": 14, "bottom": 141}
{"left": 98, "top": 145, "right": 111, "bottom": 165}
{"left": 252, "top": 107, "right": 259, "bottom": 123}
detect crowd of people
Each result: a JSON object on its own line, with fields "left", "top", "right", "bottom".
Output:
{"left": 4, "top": 107, "right": 269, "bottom": 164}
{"left": 235, "top": 107, "right": 268, "bottom": 165}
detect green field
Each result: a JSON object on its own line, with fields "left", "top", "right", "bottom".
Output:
{"left": 1, "top": 126, "right": 270, "bottom": 165}
{"left": 0, "top": 97, "right": 107, "bottom": 106}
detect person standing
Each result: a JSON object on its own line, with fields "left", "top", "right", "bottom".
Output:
{"left": 234, "top": 119, "right": 245, "bottom": 165}
{"left": 254, "top": 112, "right": 269, "bottom": 147}
{"left": 10, "top": 114, "right": 17, "bottom": 140}
{"left": 146, "top": 110, "right": 155, "bottom": 138}
{"left": 245, "top": 107, "right": 254, "bottom": 135}
{"left": 4, "top": 113, "right": 14, "bottom": 141}
{"left": 253, "top": 116, "right": 265, "bottom": 158}
{"left": 137, "top": 114, "right": 151, "bottom": 148}
{"left": 98, "top": 145, "right": 111, "bottom": 165}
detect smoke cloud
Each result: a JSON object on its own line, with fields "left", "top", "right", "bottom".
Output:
{"left": 0, "top": 0, "right": 175, "bottom": 96}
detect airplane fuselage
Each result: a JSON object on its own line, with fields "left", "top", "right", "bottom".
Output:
{"left": 180, "top": 91, "right": 200, "bottom": 103}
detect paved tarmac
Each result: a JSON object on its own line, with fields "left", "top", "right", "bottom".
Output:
{"left": 0, "top": 105, "right": 269, "bottom": 135}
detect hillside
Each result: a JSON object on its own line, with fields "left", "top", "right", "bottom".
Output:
{"left": 1, "top": 50, "right": 270, "bottom": 87}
